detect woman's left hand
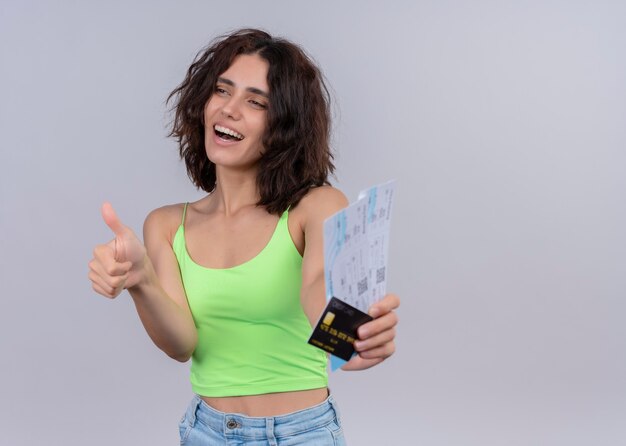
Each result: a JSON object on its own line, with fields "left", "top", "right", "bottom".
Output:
{"left": 341, "top": 293, "right": 400, "bottom": 371}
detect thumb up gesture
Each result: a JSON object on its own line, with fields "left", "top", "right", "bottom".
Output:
{"left": 88, "top": 202, "right": 147, "bottom": 298}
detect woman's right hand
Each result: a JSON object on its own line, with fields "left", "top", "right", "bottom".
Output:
{"left": 88, "top": 202, "right": 148, "bottom": 298}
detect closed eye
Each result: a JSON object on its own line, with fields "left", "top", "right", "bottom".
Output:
{"left": 215, "top": 86, "right": 229, "bottom": 95}
{"left": 249, "top": 99, "right": 267, "bottom": 109}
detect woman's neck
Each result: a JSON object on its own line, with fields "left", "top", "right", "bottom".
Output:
{"left": 210, "top": 166, "right": 260, "bottom": 216}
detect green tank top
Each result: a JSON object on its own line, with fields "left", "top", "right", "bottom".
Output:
{"left": 172, "top": 203, "right": 328, "bottom": 397}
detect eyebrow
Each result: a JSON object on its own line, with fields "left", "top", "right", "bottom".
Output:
{"left": 217, "top": 77, "right": 269, "bottom": 98}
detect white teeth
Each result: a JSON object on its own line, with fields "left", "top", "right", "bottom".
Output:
{"left": 214, "top": 125, "right": 244, "bottom": 140}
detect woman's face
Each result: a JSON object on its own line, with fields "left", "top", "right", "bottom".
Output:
{"left": 204, "top": 53, "right": 270, "bottom": 171}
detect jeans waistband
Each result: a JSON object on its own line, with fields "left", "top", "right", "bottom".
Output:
{"left": 185, "top": 393, "right": 340, "bottom": 439}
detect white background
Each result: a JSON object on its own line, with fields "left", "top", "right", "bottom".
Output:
{"left": 1, "top": 1, "right": 625, "bottom": 444}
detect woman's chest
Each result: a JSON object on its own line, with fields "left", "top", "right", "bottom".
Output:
{"left": 185, "top": 214, "right": 280, "bottom": 269}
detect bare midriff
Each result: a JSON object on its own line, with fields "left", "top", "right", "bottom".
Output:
{"left": 200, "top": 387, "right": 329, "bottom": 417}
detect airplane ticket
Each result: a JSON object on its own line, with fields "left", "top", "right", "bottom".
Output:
{"left": 318, "top": 180, "right": 396, "bottom": 369}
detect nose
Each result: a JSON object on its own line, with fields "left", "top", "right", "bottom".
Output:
{"left": 221, "top": 96, "right": 242, "bottom": 120}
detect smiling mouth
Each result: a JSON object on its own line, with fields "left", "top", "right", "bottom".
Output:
{"left": 214, "top": 124, "right": 244, "bottom": 141}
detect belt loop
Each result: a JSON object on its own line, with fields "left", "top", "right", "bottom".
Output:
{"left": 188, "top": 395, "right": 202, "bottom": 427}
{"left": 327, "top": 394, "right": 342, "bottom": 426}
{"left": 266, "top": 417, "right": 277, "bottom": 446}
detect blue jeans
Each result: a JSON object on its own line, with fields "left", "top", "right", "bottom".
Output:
{"left": 178, "top": 394, "right": 347, "bottom": 445}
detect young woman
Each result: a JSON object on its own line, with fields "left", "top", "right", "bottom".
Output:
{"left": 88, "top": 28, "right": 399, "bottom": 445}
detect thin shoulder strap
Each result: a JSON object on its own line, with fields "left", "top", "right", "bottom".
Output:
{"left": 181, "top": 202, "right": 189, "bottom": 226}
{"left": 281, "top": 206, "right": 290, "bottom": 222}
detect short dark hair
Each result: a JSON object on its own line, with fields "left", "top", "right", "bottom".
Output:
{"left": 167, "top": 28, "right": 335, "bottom": 214}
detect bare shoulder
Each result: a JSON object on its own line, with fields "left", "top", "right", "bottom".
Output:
{"left": 301, "top": 185, "right": 348, "bottom": 208}
{"left": 291, "top": 186, "right": 349, "bottom": 229}
{"left": 143, "top": 203, "right": 186, "bottom": 244}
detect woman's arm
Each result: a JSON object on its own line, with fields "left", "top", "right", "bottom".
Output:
{"left": 297, "top": 188, "right": 400, "bottom": 371}
{"left": 88, "top": 203, "right": 197, "bottom": 362}
{"left": 298, "top": 186, "right": 349, "bottom": 327}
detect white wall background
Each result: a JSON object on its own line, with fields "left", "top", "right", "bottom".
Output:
{"left": 1, "top": 1, "right": 625, "bottom": 444}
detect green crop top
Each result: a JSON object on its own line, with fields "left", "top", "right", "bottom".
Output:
{"left": 172, "top": 203, "right": 328, "bottom": 397}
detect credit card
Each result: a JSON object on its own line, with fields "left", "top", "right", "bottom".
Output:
{"left": 308, "top": 297, "right": 373, "bottom": 361}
